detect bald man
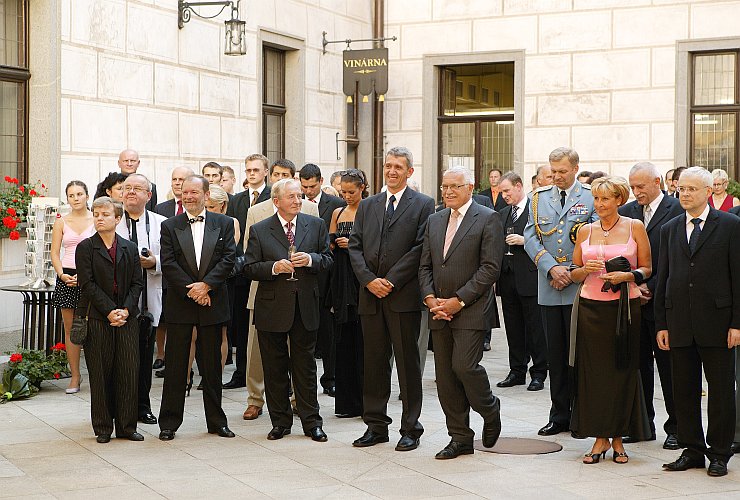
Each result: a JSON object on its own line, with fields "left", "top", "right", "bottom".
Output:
{"left": 119, "top": 149, "right": 158, "bottom": 211}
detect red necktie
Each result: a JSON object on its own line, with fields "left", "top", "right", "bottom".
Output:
{"left": 176, "top": 200, "right": 183, "bottom": 215}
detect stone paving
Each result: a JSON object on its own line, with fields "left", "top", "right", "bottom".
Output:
{"left": 1, "top": 326, "right": 739, "bottom": 499}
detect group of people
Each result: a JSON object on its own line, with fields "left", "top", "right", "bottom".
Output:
{"left": 49, "top": 145, "right": 740, "bottom": 474}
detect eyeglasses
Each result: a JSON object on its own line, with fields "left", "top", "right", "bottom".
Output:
{"left": 440, "top": 184, "right": 468, "bottom": 192}
{"left": 677, "top": 186, "right": 703, "bottom": 194}
{"left": 123, "top": 186, "right": 149, "bottom": 194}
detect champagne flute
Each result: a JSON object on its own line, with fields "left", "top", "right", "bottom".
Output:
{"left": 287, "top": 244, "right": 298, "bottom": 281}
{"left": 504, "top": 227, "right": 515, "bottom": 256}
{"left": 596, "top": 240, "right": 606, "bottom": 275}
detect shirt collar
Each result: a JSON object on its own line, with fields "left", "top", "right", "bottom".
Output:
{"left": 453, "top": 198, "right": 474, "bottom": 218}
{"left": 250, "top": 183, "right": 266, "bottom": 196}
{"left": 185, "top": 208, "right": 207, "bottom": 221}
{"left": 277, "top": 212, "right": 297, "bottom": 229}
{"left": 387, "top": 186, "right": 407, "bottom": 203}
{"left": 560, "top": 180, "right": 577, "bottom": 199}
{"left": 514, "top": 195, "right": 527, "bottom": 212}
{"left": 309, "top": 191, "right": 322, "bottom": 204}
{"left": 686, "top": 204, "right": 710, "bottom": 225}
{"left": 647, "top": 192, "right": 664, "bottom": 214}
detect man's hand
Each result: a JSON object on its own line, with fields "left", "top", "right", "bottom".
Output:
{"left": 656, "top": 330, "right": 670, "bottom": 351}
{"left": 549, "top": 265, "right": 572, "bottom": 289}
{"left": 273, "top": 259, "right": 295, "bottom": 274}
{"left": 367, "top": 278, "right": 392, "bottom": 298}
{"left": 290, "top": 251, "right": 311, "bottom": 268}
{"left": 430, "top": 297, "right": 464, "bottom": 320}
{"left": 728, "top": 328, "right": 740, "bottom": 348}
{"left": 335, "top": 237, "right": 349, "bottom": 249}
{"left": 424, "top": 296, "right": 450, "bottom": 321}
{"left": 505, "top": 234, "right": 525, "bottom": 246}
{"left": 187, "top": 282, "right": 212, "bottom": 303}
{"left": 638, "top": 284, "right": 652, "bottom": 305}
{"left": 140, "top": 254, "right": 156, "bottom": 269}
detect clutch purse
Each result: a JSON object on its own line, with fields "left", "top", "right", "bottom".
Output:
{"left": 70, "top": 303, "right": 91, "bottom": 345}
{"left": 600, "top": 256, "right": 632, "bottom": 293}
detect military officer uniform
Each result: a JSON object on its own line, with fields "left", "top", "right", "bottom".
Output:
{"left": 524, "top": 181, "right": 597, "bottom": 431}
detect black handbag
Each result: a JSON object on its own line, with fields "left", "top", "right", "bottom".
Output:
{"left": 70, "top": 303, "right": 91, "bottom": 345}
{"left": 601, "top": 255, "right": 633, "bottom": 369}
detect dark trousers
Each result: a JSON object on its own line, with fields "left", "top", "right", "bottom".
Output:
{"left": 86, "top": 318, "right": 139, "bottom": 437}
{"left": 137, "top": 320, "right": 156, "bottom": 416}
{"left": 499, "top": 275, "right": 547, "bottom": 380}
{"left": 432, "top": 324, "right": 499, "bottom": 444}
{"left": 671, "top": 343, "right": 736, "bottom": 462}
{"left": 541, "top": 304, "right": 572, "bottom": 426}
{"left": 360, "top": 303, "right": 424, "bottom": 438}
{"left": 258, "top": 302, "right": 322, "bottom": 431}
{"left": 637, "top": 314, "right": 676, "bottom": 435}
{"left": 159, "top": 323, "right": 227, "bottom": 432}
{"left": 230, "top": 282, "right": 250, "bottom": 384}
{"left": 317, "top": 306, "right": 336, "bottom": 390}
{"left": 335, "top": 319, "right": 364, "bottom": 416}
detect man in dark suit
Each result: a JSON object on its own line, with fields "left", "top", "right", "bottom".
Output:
{"left": 202, "top": 162, "right": 235, "bottom": 215}
{"left": 656, "top": 167, "right": 740, "bottom": 477}
{"left": 158, "top": 175, "right": 236, "bottom": 441}
{"left": 478, "top": 168, "right": 507, "bottom": 211}
{"left": 496, "top": 172, "right": 547, "bottom": 391}
{"left": 419, "top": 166, "right": 503, "bottom": 459}
{"left": 244, "top": 178, "right": 333, "bottom": 442}
{"left": 730, "top": 205, "right": 740, "bottom": 455}
{"left": 618, "top": 162, "right": 683, "bottom": 449}
{"left": 222, "top": 154, "right": 272, "bottom": 390}
{"left": 299, "top": 163, "right": 346, "bottom": 396}
{"left": 118, "top": 149, "right": 157, "bottom": 211}
{"left": 349, "top": 146, "right": 435, "bottom": 452}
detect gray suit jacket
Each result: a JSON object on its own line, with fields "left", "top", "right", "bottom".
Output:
{"left": 419, "top": 202, "right": 503, "bottom": 331}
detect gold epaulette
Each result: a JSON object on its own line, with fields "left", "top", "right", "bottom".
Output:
{"left": 531, "top": 190, "right": 558, "bottom": 240}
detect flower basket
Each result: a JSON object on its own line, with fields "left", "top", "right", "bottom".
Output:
{"left": 1, "top": 343, "right": 70, "bottom": 401}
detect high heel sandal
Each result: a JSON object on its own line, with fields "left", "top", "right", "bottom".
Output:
{"left": 65, "top": 376, "right": 84, "bottom": 395}
{"left": 583, "top": 444, "right": 610, "bottom": 464}
{"left": 612, "top": 450, "right": 629, "bottom": 464}
{"left": 186, "top": 370, "right": 194, "bottom": 397}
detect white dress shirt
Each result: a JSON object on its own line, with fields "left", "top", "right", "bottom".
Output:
{"left": 249, "top": 183, "right": 266, "bottom": 205}
{"left": 685, "top": 204, "right": 710, "bottom": 243}
{"left": 307, "top": 191, "right": 322, "bottom": 205}
{"left": 450, "top": 198, "right": 473, "bottom": 231}
{"left": 386, "top": 186, "right": 407, "bottom": 210}
{"left": 643, "top": 192, "right": 664, "bottom": 227}
{"left": 186, "top": 209, "right": 207, "bottom": 269}
{"left": 271, "top": 212, "right": 311, "bottom": 274}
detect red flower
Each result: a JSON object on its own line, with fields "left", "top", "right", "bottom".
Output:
{"left": 18, "top": 186, "right": 24, "bottom": 193}
{"left": 52, "top": 342, "right": 66, "bottom": 351}
{"left": 11, "top": 178, "right": 18, "bottom": 184}
{"left": 3, "top": 217, "right": 17, "bottom": 229}
{"left": 9, "top": 231, "right": 20, "bottom": 240}
{"left": 6, "top": 208, "right": 16, "bottom": 217}
{"left": 53, "top": 373, "right": 60, "bottom": 379}
{"left": 41, "top": 184, "right": 46, "bottom": 189}
{"left": 4, "top": 176, "right": 10, "bottom": 182}
{"left": 29, "top": 189, "right": 37, "bottom": 196}
{"left": 56, "top": 213, "right": 62, "bottom": 218}
{"left": 12, "top": 199, "right": 17, "bottom": 203}
{"left": 9, "top": 353, "right": 22, "bottom": 363}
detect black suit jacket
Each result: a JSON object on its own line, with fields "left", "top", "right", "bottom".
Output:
{"left": 479, "top": 188, "right": 507, "bottom": 211}
{"left": 497, "top": 201, "right": 537, "bottom": 297}
{"left": 619, "top": 194, "right": 683, "bottom": 321}
{"left": 349, "top": 188, "right": 435, "bottom": 315}
{"left": 155, "top": 198, "right": 176, "bottom": 218}
{"left": 419, "top": 202, "right": 502, "bottom": 331}
{"left": 76, "top": 233, "right": 143, "bottom": 322}
{"left": 729, "top": 206, "right": 740, "bottom": 217}
{"left": 232, "top": 186, "right": 272, "bottom": 249}
{"left": 654, "top": 207, "right": 740, "bottom": 347}
{"left": 160, "top": 212, "right": 236, "bottom": 327}
{"left": 144, "top": 183, "right": 158, "bottom": 212}
{"left": 244, "top": 213, "right": 333, "bottom": 332}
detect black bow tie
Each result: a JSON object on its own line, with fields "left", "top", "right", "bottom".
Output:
{"left": 188, "top": 215, "right": 204, "bottom": 224}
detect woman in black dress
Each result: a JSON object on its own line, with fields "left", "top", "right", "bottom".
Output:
{"left": 328, "top": 170, "right": 367, "bottom": 417}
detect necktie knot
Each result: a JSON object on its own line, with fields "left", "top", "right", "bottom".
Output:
{"left": 251, "top": 190, "right": 259, "bottom": 206}
{"left": 691, "top": 217, "right": 702, "bottom": 227}
{"left": 188, "top": 215, "right": 204, "bottom": 224}
{"left": 176, "top": 200, "right": 183, "bottom": 215}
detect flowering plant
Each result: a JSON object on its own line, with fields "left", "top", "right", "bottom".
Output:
{"left": 1, "top": 344, "right": 69, "bottom": 402}
{"left": 0, "top": 176, "right": 47, "bottom": 239}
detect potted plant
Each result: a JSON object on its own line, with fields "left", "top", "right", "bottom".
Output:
{"left": 1, "top": 343, "right": 70, "bottom": 402}
{"left": 0, "top": 176, "right": 47, "bottom": 240}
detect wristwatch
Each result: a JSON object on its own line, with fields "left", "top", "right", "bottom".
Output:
{"left": 456, "top": 296, "right": 466, "bottom": 308}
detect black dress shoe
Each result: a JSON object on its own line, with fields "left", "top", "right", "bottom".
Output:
{"left": 304, "top": 426, "right": 328, "bottom": 442}
{"left": 527, "top": 378, "right": 544, "bottom": 391}
{"left": 223, "top": 379, "right": 246, "bottom": 390}
{"left": 497, "top": 373, "right": 526, "bottom": 388}
{"left": 119, "top": 432, "right": 144, "bottom": 441}
{"left": 322, "top": 386, "right": 336, "bottom": 397}
{"left": 267, "top": 426, "right": 291, "bottom": 440}
{"left": 335, "top": 413, "right": 361, "bottom": 418}
{"left": 395, "top": 435, "right": 420, "bottom": 451}
{"left": 623, "top": 433, "right": 656, "bottom": 444}
{"left": 352, "top": 429, "right": 389, "bottom": 447}
{"left": 208, "top": 426, "right": 235, "bottom": 438}
{"left": 96, "top": 434, "right": 111, "bottom": 443}
{"left": 154, "top": 368, "right": 165, "bottom": 378}
{"left": 663, "top": 455, "right": 705, "bottom": 471}
{"left": 731, "top": 442, "right": 740, "bottom": 454}
{"left": 708, "top": 459, "right": 728, "bottom": 477}
{"left": 138, "top": 412, "right": 158, "bottom": 425}
{"left": 663, "top": 433, "right": 680, "bottom": 450}
{"left": 159, "top": 429, "right": 176, "bottom": 441}
{"left": 482, "top": 413, "right": 501, "bottom": 448}
{"left": 435, "top": 441, "right": 474, "bottom": 459}
{"left": 538, "top": 422, "right": 566, "bottom": 436}
{"left": 152, "top": 358, "right": 164, "bottom": 370}
{"left": 482, "top": 342, "right": 491, "bottom": 352}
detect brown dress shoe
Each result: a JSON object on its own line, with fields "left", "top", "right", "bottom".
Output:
{"left": 242, "top": 405, "right": 263, "bottom": 420}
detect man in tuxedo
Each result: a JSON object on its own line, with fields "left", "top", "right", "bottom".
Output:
{"left": 244, "top": 178, "right": 333, "bottom": 441}
{"left": 349, "top": 146, "right": 435, "bottom": 452}
{"left": 419, "top": 166, "right": 503, "bottom": 459}
{"left": 223, "top": 154, "right": 272, "bottom": 390}
{"left": 618, "top": 162, "right": 683, "bottom": 449}
{"left": 729, "top": 205, "right": 740, "bottom": 455}
{"left": 656, "top": 167, "right": 740, "bottom": 477}
{"left": 241, "top": 189, "right": 318, "bottom": 420}
{"left": 116, "top": 173, "right": 167, "bottom": 426}
{"left": 158, "top": 175, "right": 236, "bottom": 440}
{"left": 479, "top": 168, "right": 507, "bottom": 211}
{"left": 496, "top": 172, "right": 547, "bottom": 392}
{"left": 118, "top": 149, "right": 157, "bottom": 211}
{"left": 299, "top": 163, "right": 346, "bottom": 396}
{"left": 153, "top": 166, "right": 194, "bottom": 372}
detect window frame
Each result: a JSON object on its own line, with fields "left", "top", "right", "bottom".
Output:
{"left": 261, "top": 46, "right": 286, "bottom": 162}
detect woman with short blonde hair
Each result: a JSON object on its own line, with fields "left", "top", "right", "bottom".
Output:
{"left": 709, "top": 169, "right": 740, "bottom": 212}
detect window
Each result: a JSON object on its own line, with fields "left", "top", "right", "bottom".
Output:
{"left": 344, "top": 83, "right": 359, "bottom": 169}
{"left": 438, "top": 63, "right": 514, "bottom": 190}
{"left": 690, "top": 51, "right": 739, "bottom": 176}
{"left": 0, "top": 0, "right": 28, "bottom": 181}
{"left": 262, "top": 46, "right": 285, "bottom": 164}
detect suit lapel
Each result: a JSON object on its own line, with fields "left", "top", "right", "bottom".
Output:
{"left": 293, "top": 213, "right": 309, "bottom": 250}
{"left": 199, "top": 217, "right": 219, "bottom": 280}
{"left": 646, "top": 196, "right": 671, "bottom": 233}
{"left": 444, "top": 204, "right": 479, "bottom": 262}
{"left": 434, "top": 210, "right": 449, "bottom": 258}
{"left": 692, "top": 209, "right": 719, "bottom": 256}
{"left": 269, "top": 214, "right": 290, "bottom": 251}
{"left": 93, "top": 233, "right": 113, "bottom": 263}
{"left": 114, "top": 235, "right": 124, "bottom": 265}
{"left": 317, "top": 197, "right": 328, "bottom": 221}
{"left": 373, "top": 194, "right": 385, "bottom": 229}
{"left": 677, "top": 213, "right": 691, "bottom": 258}
{"left": 389, "top": 189, "right": 413, "bottom": 227}
{"left": 174, "top": 219, "right": 199, "bottom": 277}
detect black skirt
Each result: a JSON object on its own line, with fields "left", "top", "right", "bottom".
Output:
{"left": 570, "top": 297, "right": 651, "bottom": 439}
{"left": 52, "top": 267, "right": 82, "bottom": 309}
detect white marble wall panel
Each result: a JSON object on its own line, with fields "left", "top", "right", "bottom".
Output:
{"left": 402, "top": 100, "right": 423, "bottom": 130}
{"left": 388, "top": 60, "right": 423, "bottom": 98}
{"left": 388, "top": 0, "right": 431, "bottom": 22}
{"left": 70, "top": 0, "right": 126, "bottom": 50}
{"left": 70, "top": 101, "right": 127, "bottom": 153}
{"left": 573, "top": 0, "right": 649, "bottom": 7}
{"left": 61, "top": 98, "right": 71, "bottom": 152}
{"left": 275, "top": 0, "right": 308, "bottom": 39}
{"left": 504, "top": 0, "right": 571, "bottom": 15}
{"left": 524, "top": 127, "right": 570, "bottom": 162}
{"left": 127, "top": 2, "right": 178, "bottom": 62}
{"left": 239, "top": 79, "right": 259, "bottom": 117}
{"left": 613, "top": 6, "right": 689, "bottom": 48}
{"left": 402, "top": 22, "right": 471, "bottom": 59}
{"left": 220, "top": 32, "right": 257, "bottom": 78}
{"left": 524, "top": 96, "right": 537, "bottom": 127}
{"left": 221, "top": 117, "right": 257, "bottom": 159}
{"left": 472, "top": 16, "right": 538, "bottom": 54}
{"left": 305, "top": 126, "right": 321, "bottom": 163}
{"left": 573, "top": 49, "right": 650, "bottom": 91}
{"left": 573, "top": 124, "right": 650, "bottom": 161}
{"left": 200, "top": 73, "right": 239, "bottom": 115}
{"left": 127, "top": 107, "right": 179, "bottom": 156}
{"left": 178, "top": 113, "right": 221, "bottom": 158}
{"left": 61, "top": 0, "right": 71, "bottom": 41}
{"left": 154, "top": 63, "right": 199, "bottom": 110}
{"left": 61, "top": 46, "right": 98, "bottom": 97}
{"left": 525, "top": 54, "right": 571, "bottom": 94}
{"left": 652, "top": 47, "right": 676, "bottom": 88}
{"left": 539, "top": 10, "right": 611, "bottom": 53}
{"left": 651, "top": 123, "right": 675, "bottom": 160}
{"left": 691, "top": 1, "right": 740, "bottom": 38}
{"left": 320, "top": 127, "right": 342, "bottom": 164}
{"left": 60, "top": 155, "right": 100, "bottom": 198}
{"left": 99, "top": 54, "right": 153, "bottom": 104}
{"left": 178, "top": 19, "right": 220, "bottom": 71}
{"left": 434, "top": 0, "right": 503, "bottom": 19}
{"left": 612, "top": 89, "right": 674, "bottom": 123}
{"left": 538, "top": 94, "right": 610, "bottom": 126}
{"left": 384, "top": 100, "right": 401, "bottom": 132}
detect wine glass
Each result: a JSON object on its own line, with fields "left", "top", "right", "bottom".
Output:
{"left": 596, "top": 240, "right": 606, "bottom": 275}
{"left": 504, "top": 227, "right": 515, "bottom": 256}
{"left": 287, "top": 244, "right": 298, "bottom": 281}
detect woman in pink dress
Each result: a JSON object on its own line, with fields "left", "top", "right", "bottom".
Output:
{"left": 51, "top": 181, "right": 94, "bottom": 393}
{"left": 569, "top": 177, "right": 652, "bottom": 464}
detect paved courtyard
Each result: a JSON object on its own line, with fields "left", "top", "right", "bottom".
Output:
{"left": 1, "top": 326, "right": 739, "bottom": 499}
